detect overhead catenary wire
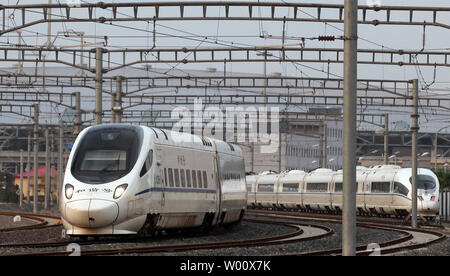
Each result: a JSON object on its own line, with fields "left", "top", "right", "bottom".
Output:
{"left": 0, "top": 1, "right": 448, "bottom": 127}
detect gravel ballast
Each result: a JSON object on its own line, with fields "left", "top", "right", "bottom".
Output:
{"left": 0, "top": 203, "right": 448, "bottom": 256}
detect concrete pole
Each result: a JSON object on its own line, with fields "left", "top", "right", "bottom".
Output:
{"left": 50, "top": 132, "right": 54, "bottom": 206}
{"left": 384, "top": 113, "right": 389, "bottom": 165}
{"left": 58, "top": 120, "right": 64, "bottom": 207}
{"left": 26, "top": 134, "right": 31, "bottom": 204}
{"left": 342, "top": 0, "right": 358, "bottom": 256}
{"left": 33, "top": 104, "right": 39, "bottom": 214}
{"left": 19, "top": 149, "right": 24, "bottom": 208}
{"left": 95, "top": 48, "right": 103, "bottom": 125}
{"left": 264, "top": 56, "right": 267, "bottom": 106}
{"left": 411, "top": 79, "right": 419, "bottom": 229}
{"left": 434, "top": 133, "right": 437, "bottom": 171}
{"left": 74, "top": 92, "right": 81, "bottom": 137}
{"left": 46, "top": 0, "right": 52, "bottom": 48}
{"left": 278, "top": 125, "right": 282, "bottom": 173}
{"left": 114, "top": 76, "right": 123, "bottom": 123}
{"left": 45, "top": 129, "right": 50, "bottom": 210}
{"left": 321, "top": 122, "right": 327, "bottom": 168}
{"left": 16, "top": 31, "right": 23, "bottom": 74}
{"left": 251, "top": 143, "right": 255, "bottom": 173}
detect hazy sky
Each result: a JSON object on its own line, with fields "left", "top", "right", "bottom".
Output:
{"left": 1, "top": 0, "right": 449, "bottom": 131}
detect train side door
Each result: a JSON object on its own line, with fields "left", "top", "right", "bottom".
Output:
{"left": 213, "top": 151, "right": 223, "bottom": 225}
{"left": 155, "top": 148, "right": 165, "bottom": 209}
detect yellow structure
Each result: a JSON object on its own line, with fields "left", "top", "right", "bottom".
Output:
{"left": 14, "top": 166, "right": 58, "bottom": 199}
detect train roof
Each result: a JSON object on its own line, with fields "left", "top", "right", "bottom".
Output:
{"left": 143, "top": 126, "right": 243, "bottom": 157}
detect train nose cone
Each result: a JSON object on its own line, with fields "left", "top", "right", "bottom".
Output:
{"left": 65, "top": 199, "right": 119, "bottom": 228}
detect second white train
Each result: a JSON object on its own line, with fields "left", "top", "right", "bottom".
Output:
{"left": 247, "top": 165, "right": 440, "bottom": 219}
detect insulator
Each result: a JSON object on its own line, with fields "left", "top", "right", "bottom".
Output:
{"left": 318, "top": 36, "right": 336, "bottom": 41}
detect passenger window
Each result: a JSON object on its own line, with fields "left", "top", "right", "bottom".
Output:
{"left": 180, "top": 169, "right": 186, "bottom": 187}
{"left": 197, "top": 171, "right": 203, "bottom": 188}
{"left": 192, "top": 170, "right": 197, "bottom": 188}
{"left": 203, "top": 171, "right": 208, "bottom": 189}
{"left": 186, "top": 170, "right": 192, "bottom": 187}
{"left": 258, "top": 184, "right": 274, "bottom": 192}
{"left": 371, "top": 182, "right": 391, "bottom": 193}
{"left": 306, "top": 183, "right": 328, "bottom": 192}
{"left": 164, "top": 168, "right": 168, "bottom": 187}
{"left": 174, "top": 169, "right": 180, "bottom": 187}
{"left": 168, "top": 168, "right": 174, "bottom": 187}
{"left": 334, "top": 182, "right": 343, "bottom": 193}
{"left": 282, "top": 183, "right": 299, "bottom": 193}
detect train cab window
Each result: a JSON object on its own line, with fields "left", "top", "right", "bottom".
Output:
{"left": 168, "top": 168, "right": 174, "bottom": 187}
{"left": 258, "top": 184, "right": 274, "bottom": 193}
{"left": 197, "top": 171, "right": 203, "bottom": 188}
{"left": 180, "top": 169, "right": 186, "bottom": 187}
{"left": 409, "top": 175, "right": 437, "bottom": 192}
{"left": 174, "top": 169, "right": 180, "bottom": 187}
{"left": 140, "top": 150, "right": 153, "bottom": 177}
{"left": 71, "top": 125, "right": 143, "bottom": 184}
{"left": 192, "top": 170, "right": 197, "bottom": 188}
{"left": 371, "top": 182, "right": 391, "bottom": 193}
{"left": 186, "top": 170, "right": 192, "bottom": 187}
{"left": 203, "top": 171, "right": 208, "bottom": 189}
{"left": 282, "top": 183, "right": 299, "bottom": 193}
{"left": 394, "top": 182, "right": 409, "bottom": 196}
{"left": 306, "top": 183, "right": 328, "bottom": 192}
{"left": 247, "top": 184, "right": 253, "bottom": 192}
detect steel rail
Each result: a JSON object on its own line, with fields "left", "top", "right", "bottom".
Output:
{"left": 0, "top": 211, "right": 60, "bottom": 233}
{"left": 1, "top": 218, "right": 333, "bottom": 256}
{"left": 246, "top": 210, "right": 446, "bottom": 256}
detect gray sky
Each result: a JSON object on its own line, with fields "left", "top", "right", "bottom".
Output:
{"left": 1, "top": 0, "right": 449, "bottom": 132}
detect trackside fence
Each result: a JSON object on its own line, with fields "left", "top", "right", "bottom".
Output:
{"left": 440, "top": 191, "right": 450, "bottom": 221}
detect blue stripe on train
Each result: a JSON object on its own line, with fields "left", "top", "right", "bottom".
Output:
{"left": 135, "top": 187, "right": 217, "bottom": 196}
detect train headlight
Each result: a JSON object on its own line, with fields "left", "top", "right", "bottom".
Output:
{"left": 65, "top": 184, "right": 74, "bottom": 200}
{"left": 114, "top": 184, "right": 128, "bottom": 199}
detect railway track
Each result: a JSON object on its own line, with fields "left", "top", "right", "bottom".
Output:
{"left": 0, "top": 211, "right": 61, "bottom": 233}
{"left": 0, "top": 210, "right": 446, "bottom": 256}
{"left": 246, "top": 210, "right": 446, "bottom": 256}
{"left": 1, "top": 218, "right": 333, "bottom": 256}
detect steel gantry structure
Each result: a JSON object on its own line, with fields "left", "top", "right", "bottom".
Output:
{"left": 1, "top": 0, "right": 450, "bottom": 254}
{"left": 2, "top": 1, "right": 450, "bottom": 35}
{"left": 1, "top": 46, "right": 450, "bottom": 69}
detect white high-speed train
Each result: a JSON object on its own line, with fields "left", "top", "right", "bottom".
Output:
{"left": 60, "top": 124, "right": 247, "bottom": 236}
{"left": 247, "top": 165, "right": 440, "bottom": 219}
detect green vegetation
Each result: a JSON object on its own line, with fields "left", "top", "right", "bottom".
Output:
{"left": 434, "top": 170, "right": 450, "bottom": 191}
{"left": 0, "top": 172, "right": 18, "bottom": 203}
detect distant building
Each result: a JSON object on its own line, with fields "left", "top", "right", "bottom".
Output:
{"left": 241, "top": 118, "right": 343, "bottom": 174}
{"left": 285, "top": 134, "right": 321, "bottom": 172}
{"left": 13, "top": 166, "right": 58, "bottom": 199}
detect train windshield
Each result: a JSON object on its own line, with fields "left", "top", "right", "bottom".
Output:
{"left": 71, "top": 126, "right": 143, "bottom": 184}
{"left": 409, "top": 175, "right": 437, "bottom": 192}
